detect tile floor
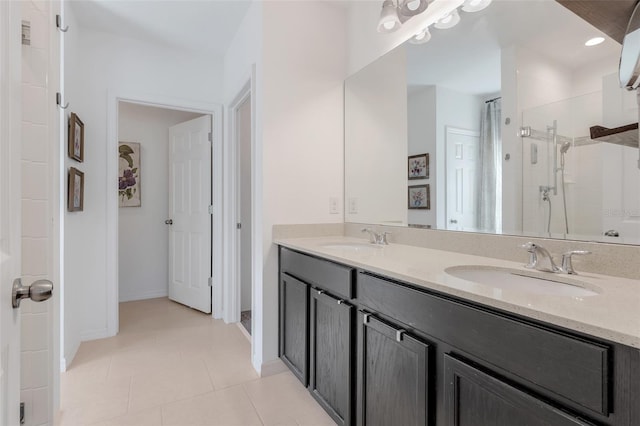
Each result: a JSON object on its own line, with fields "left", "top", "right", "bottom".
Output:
{"left": 56, "top": 297, "right": 334, "bottom": 426}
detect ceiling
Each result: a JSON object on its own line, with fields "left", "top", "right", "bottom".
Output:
{"left": 68, "top": 0, "right": 253, "bottom": 56}
{"left": 406, "top": 0, "right": 622, "bottom": 95}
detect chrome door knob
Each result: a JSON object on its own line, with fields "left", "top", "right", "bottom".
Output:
{"left": 12, "top": 278, "right": 53, "bottom": 309}
{"left": 165, "top": 219, "right": 173, "bottom": 225}
{"left": 449, "top": 219, "right": 458, "bottom": 224}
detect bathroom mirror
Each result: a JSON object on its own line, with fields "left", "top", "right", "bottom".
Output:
{"left": 345, "top": 0, "right": 640, "bottom": 245}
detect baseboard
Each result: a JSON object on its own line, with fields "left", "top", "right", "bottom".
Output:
{"left": 260, "top": 358, "right": 288, "bottom": 378}
{"left": 119, "top": 289, "right": 168, "bottom": 303}
{"left": 80, "top": 327, "right": 110, "bottom": 341}
{"left": 62, "top": 340, "right": 81, "bottom": 371}
{"left": 236, "top": 322, "right": 251, "bottom": 342}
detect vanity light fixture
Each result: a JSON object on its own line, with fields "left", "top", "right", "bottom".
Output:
{"left": 409, "top": 27, "right": 432, "bottom": 44}
{"left": 377, "top": 0, "right": 402, "bottom": 33}
{"left": 434, "top": 9, "right": 460, "bottom": 29}
{"left": 461, "top": 0, "right": 493, "bottom": 13}
{"left": 400, "top": 0, "right": 429, "bottom": 16}
{"left": 585, "top": 36, "right": 605, "bottom": 47}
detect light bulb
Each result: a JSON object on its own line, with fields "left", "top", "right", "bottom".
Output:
{"left": 462, "top": 0, "right": 492, "bottom": 13}
{"left": 585, "top": 37, "right": 605, "bottom": 47}
{"left": 434, "top": 9, "right": 460, "bottom": 29}
{"left": 409, "top": 27, "right": 432, "bottom": 44}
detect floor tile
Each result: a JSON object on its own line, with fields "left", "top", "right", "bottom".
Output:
{"left": 161, "top": 386, "right": 263, "bottom": 426}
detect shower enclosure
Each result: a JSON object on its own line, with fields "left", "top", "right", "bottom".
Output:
{"left": 520, "top": 90, "right": 640, "bottom": 243}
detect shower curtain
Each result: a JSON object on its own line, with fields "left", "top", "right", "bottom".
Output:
{"left": 477, "top": 99, "right": 502, "bottom": 233}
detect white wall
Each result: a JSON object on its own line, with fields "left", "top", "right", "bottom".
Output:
{"left": 345, "top": 47, "right": 408, "bottom": 225}
{"left": 117, "top": 102, "right": 202, "bottom": 302}
{"left": 407, "top": 86, "right": 437, "bottom": 227}
{"left": 64, "top": 15, "right": 224, "bottom": 364}
{"left": 21, "top": 0, "right": 60, "bottom": 424}
{"left": 260, "top": 1, "right": 347, "bottom": 368}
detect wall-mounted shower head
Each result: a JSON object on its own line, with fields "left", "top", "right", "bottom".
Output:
{"left": 560, "top": 141, "right": 571, "bottom": 154}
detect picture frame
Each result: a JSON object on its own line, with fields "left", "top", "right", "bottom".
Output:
{"left": 408, "top": 184, "right": 430, "bottom": 210}
{"left": 68, "top": 167, "right": 84, "bottom": 212}
{"left": 68, "top": 112, "right": 84, "bottom": 162}
{"left": 118, "top": 142, "right": 141, "bottom": 207}
{"left": 408, "top": 153, "right": 429, "bottom": 180}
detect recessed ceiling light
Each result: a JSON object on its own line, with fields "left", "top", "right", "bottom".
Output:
{"left": 585, "top": 37, "right": 605, "bottom": 47}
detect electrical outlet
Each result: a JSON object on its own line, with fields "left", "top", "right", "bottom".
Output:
{"left": 348, "top": 197, "right": 358, "bottom": 214}
{"left": 329, "top": 197, "right": 339, "bottom": 214}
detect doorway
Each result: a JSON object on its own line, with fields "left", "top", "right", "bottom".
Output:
{"left": 445, "top": 127, "right": 480, "bottom": 231}
{"left": 117, "top": 102, "right": 207, "bottom": 306}
{"left": 236, "top": 94, "right": 253, "bottom": 334}
{"left": 107, "top": 94, "right": 223, "bottom": 335}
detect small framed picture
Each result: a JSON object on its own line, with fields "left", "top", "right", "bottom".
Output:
{"left": 408, "top": 184, "right": 430, "bottom": 210}
{"left": 68, "top": 167, "right": 84, "bottom": 212}
{"left": 68, "top": 112, "right": 84, "bottom": 162}
{"left": 118, "top": 142, "right": 141, "bottom": 207}
{"left": 408, "top": 153, "right": 429, "bottom": 180}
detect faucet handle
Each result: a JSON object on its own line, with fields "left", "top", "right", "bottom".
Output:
{"left": 561, "top": 250, "right": 591, "bottom": 275}
{"left": 521, "top": 242, "right": 538, "bottom": 268}
{"left": 380, "top": 231, "right": 391, "bottom": 245}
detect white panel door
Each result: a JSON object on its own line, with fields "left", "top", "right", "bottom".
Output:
{"left": 446, "top": 128, "right": 480, "bottom": 231}
{"left": 168, "top": 116, "right": 212, "bottom": 313}
{"left": 1, "top": 1, "right": 22, "bottom": 422}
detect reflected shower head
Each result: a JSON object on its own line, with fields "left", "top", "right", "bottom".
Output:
{"left": 560, "top": 142, "right": 571, "bottom": 154}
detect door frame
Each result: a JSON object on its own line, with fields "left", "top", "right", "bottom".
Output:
{"left": 106, "top": 91, "right": 223, "bottom": 334}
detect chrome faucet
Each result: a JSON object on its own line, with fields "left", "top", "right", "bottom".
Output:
{"left": 522, "top": 242, "right": 560, "bottom": 273}
{"left": 361, "top": 228, "right": 391, "bottom": 245}
{"left": 560, "top": 250, "right": 591, "bottom": 275}
{"left": 522, "top": 243, "right": 591, "bottom": 275}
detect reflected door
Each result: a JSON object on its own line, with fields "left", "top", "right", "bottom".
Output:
{"left": 446, "top": 128, "right": 480, "bottom": 231}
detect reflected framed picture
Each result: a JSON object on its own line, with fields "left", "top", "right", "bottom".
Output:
{"left": 68, "top": 167, "right": 84, "bottom": 212}
{"left": 408, "top": 184, "right": 430, "bottom": 210}
{"left": 408, "top": 153, "right": 429, "bottom": 180}
{"left": 68, "top": 112, "right": 84, "bottom": 162}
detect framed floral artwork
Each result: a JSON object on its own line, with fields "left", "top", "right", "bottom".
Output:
{"left": 408, "top": 184, "right": 430, "bottom": 210}
{"left": 408, "top": 153, "right": 429, "bottom": 180}
{"left": 68, "top": 167, "right": 84, "bottom": 212}
{"left": 118, "top": 142, "right": 141, "bottom": 207}
{"left": 68, "top": 112, "right": 84, "bottom": 162}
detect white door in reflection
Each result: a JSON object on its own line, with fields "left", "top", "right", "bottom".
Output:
{"left": 446, "top": 127, "right": 480, "bottom": 231}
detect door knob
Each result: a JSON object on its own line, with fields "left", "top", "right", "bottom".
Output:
{"left": 450, "top": 219, "right": 458, "bottom": 224}
{"left": 12, "top": 278, "right": 53, "bottom": 309}
{"left": 165, "top": 219, "right": 173, "bottom": 225}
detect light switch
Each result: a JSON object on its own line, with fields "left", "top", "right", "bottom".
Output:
{"left": 329, "top": 197, "right": 339, "bottom": 214}
{"left": 348, "top": 197, "right": 358, "bottom": 214}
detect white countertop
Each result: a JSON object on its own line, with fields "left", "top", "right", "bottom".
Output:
{"left": 275, "top": 236, "right": 640, "bottom": 349}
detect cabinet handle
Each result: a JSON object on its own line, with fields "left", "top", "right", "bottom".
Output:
{"left": 337, "top": 299, "right": 344, "bottom": 305}
{"left": 396, "top": 329, "right": 405, "bottom": 342}
{"left": 363, "top": 313, "right": 371, "bottom": 324}
{"left": 317, "top": 290, "right": 325, "bottom": 296}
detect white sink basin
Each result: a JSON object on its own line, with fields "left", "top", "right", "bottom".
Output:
{"left": 320, "top": 242, "right": 382, "bottom": 252}
{"left": 445, "top": 266, "right": 600, "bottom": 297}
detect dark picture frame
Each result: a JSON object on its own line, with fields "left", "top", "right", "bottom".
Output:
{"left": 408, "top": 184, "right": 430, "bottom": 210}
{"left": 68, "top": 167, "right": 84, "bottom": 212}
{"left": 68, "top": 112, "right": 84, "bottom": 162}
{"left": 408, "top": 153, "right": 429, "bottom": 180}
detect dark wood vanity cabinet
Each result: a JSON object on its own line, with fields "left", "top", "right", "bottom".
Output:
{"left": 309, "top": 288, "right": 354, "bottom": 426}
{"left": 279, "top": 273, "right": 309, "bottom": 385}
{"left": 278, "top": 247, "right": 640, "bottom": 426}
{"left": 357, "top": 311, "right": 431, "bottom": 426}
{"left": 443, "top": 355, "right": 595, "bottom": 426}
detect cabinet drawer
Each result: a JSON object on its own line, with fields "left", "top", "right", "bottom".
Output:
{"left": 281, "top": 248, "right": 354, "bottom": 299}
{"left": 357, "top": 272, "right": 610, "bottom": 416}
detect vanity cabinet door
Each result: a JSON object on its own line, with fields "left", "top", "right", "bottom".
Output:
{"left": 309, "top": 288, "right": 354, "bottom": 426}
{"left": 279, "top": 273, "right": 309, "bottom": 385}
{"left": 357, "top": 312, "right": 431, "bottom": 426}
{"left": 444, "top": 355, "right": 595, "bottom": 426}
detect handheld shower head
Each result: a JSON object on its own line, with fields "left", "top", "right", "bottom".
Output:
{"left": 560, "top": 142, "right": 571, "bottom": 154}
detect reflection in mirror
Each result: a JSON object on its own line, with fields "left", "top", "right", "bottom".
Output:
{"left": 345, "top": 0, "right": 640, "bottom": 245}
